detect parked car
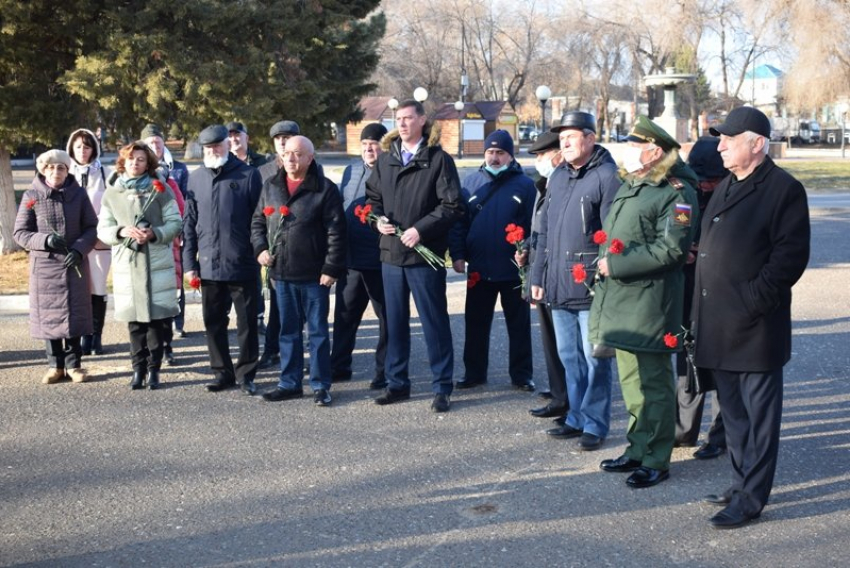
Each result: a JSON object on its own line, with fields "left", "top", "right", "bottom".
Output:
{"left": 519, "top": 125, "right": 540, "bottom": 142}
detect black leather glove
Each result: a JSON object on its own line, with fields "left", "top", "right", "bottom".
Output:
{"left": 63, "top": 249, "right": 82, "bottom": 269}
{"left": 46, "top": 233, "right": 67, "bottom": 251}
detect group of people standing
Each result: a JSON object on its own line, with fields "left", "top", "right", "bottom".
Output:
{"left": 14, "top": 104, "right": 809, "bottom": 530}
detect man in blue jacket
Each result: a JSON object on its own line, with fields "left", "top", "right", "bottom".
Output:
{"left": 450, "top": 130, "right": 536, "bottom": 392}
{"left": 330, "top": 123, "right": 389, "bottom": 390}
{"left": 183, "top": 125, "right": 263, "bottom": 395}
{"left": 531, "top": 112, "right": 620, "bottom": 451}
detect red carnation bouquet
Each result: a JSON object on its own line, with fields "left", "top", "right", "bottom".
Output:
{"left": 570, "top": 230, "right": 625, "bottom": 294}
{"left": 261, "top": 204, "right": 291, "bottom": 294}
{"left": 354, "top": 203, "right": 444, "bottom": 270}
{"left": 123, "top": 178, "right": 168, "bottom": 259}
{"left": 505, "top": 223, "right": 527, "bottom": 290}
{"left": 467, "top": 271, "right": 481, "bottom": 289}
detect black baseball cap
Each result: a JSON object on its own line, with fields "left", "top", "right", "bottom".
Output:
{"left": 709, "top": 107, "right": 771, "bottom": 138}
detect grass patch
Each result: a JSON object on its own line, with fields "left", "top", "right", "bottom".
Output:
{"left": 0, "top": 251, "right": 30, "bottom": 294}
{"left": 777, "top": 161, "right": 850, "bottom": 192}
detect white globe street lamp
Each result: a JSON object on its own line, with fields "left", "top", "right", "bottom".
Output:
{"left": 454, "top": 100, "right": 465, "bottom": 158}
{"left": 413, "top": 87, "right": 429, "bottom": 102}
{"left": 387, "top": 97, "right": 399, "bottom": 129}
{"left": 536, "top": 85, "right": 551, "bottom": 131}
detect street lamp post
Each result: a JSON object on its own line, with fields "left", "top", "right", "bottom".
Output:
{"left": 387, "top": 97, "right": 399, "bottom": 130}
{"left": 536, "top": 85, "right": 551, "bottom": 132}
{"left": 454, "top": 100, "right": 465, "bottom": 159}
{"left": 840, "top": 103, "right": 849, "bottom": 159}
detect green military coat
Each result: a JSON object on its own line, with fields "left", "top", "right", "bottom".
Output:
{"left": 588, "top": 159, "right": 699, "bottom": 353}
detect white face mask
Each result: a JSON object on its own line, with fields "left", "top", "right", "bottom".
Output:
{"left": 622, "top": 146, "right": 645, "bottom": 173}
{"left": 535, "top": 158, "right": 555, "bottom": 179}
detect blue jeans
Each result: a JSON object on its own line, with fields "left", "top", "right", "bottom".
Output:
{"left": 382, "top": 263, "right": 454, "bottom": 395}
{"left": 552, "top": 308, "right": 613, "bottom": 437}
{"left": 275, "top": 280, "right": 331, "bottom": 392}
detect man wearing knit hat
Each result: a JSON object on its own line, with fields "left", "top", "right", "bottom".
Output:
{"left": 330, "top": 122, "right": 390, "bottom": 389}
{"left": 530, "top": 112, "right": 620, "bottom": 452}
{"left": 449, "top": 129, "right": 536, "bottom": 393}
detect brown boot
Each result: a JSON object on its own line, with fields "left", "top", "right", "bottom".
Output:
{"left": 42, "top": 368, "right": 65, "bottom": 384}
{"left": 67, "top": 368, "right": 89, "bottom": 383}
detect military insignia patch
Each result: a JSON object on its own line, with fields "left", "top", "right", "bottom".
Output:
{"left": 673, "top": 203, "right": 692, "bottom": 226}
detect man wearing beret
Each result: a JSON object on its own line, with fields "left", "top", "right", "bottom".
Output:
{"left": 227, "top": 121, "right": 270, "bottom": 168}
{"left": 365, "top": 99, "right": 464, "bottom": 412}
{"left": 449, "top": 129, "right": 536, "bottom": 393}
{"left": 693, "top": 107, "right": 810, "bottom": 528}
{"left": 330, "top": 123, "right": 390, "bottom": 390}
{"left": 589, "top": 116, "right": 699, "bottom": 487}
{"left": 183, "top": 124, "right": 263, "bottom": 395}
{"left": 518, "top": 131, "right": 567, "bottom": 405}
{"left": 530, "top": 112, "right": 620, "bottom": 451}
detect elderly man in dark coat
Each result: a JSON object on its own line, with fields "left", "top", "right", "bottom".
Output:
{"left": 693, "top": 107, "right": 810, "bottom": 529}
{"left": 14, "top": 150, "right": 98, "bottom": 383}
{"left": 183, "top": 125, "right": 263, "bottom": 395}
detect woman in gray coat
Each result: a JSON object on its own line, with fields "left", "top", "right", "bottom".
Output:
{"left": 13, "top": 150, "right": 98, "bottom": 384}
{"left": 98, "top": 142, "right": 181, "bottom": 390}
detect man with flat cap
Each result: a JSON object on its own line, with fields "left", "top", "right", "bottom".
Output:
{"left": 517, "top": 131, "right": 567, "bottom": 405}
{"left": 693, "top": 107, "right": 810, "bottom": 528}
{"left": 258, "top": 120, "right": 302, "bottom": 183}
{"left": 589, "top": 116, "right": 699, "bottom": 487}
{"left": 183, "top": 124, "right": 263, "bottom": 394}
{"left": 449, "top": 129, "right": 536, "bottom": 393}
{"left": 330, "top": 123, "right": 390, "bottom": 389}
{"left": 227, "top": 121, "right": 269, "bottom": 168}
{"left": 530, "top": 112, "right": 620, "bottom": 451}
{"left": 255, "top": 119, "right": 302, "bottom": 368}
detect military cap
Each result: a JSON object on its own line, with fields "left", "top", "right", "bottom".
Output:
{"left": 528, "top": 131, "right": 560, "bottom": 154}
{"left": 198, "top": 124, "right": 228, "bottom": 146}
{"left": 551, "top": 111, "right": 596, "bottom": 134}
{"left": 709, "top": 106, "right": 771, "bottom": 138}
{"left": 226, "top": 121, "right": 248, "bottom": 135}
{"left": 625, "top": 115, "right": 680, "bottom": 152}
{"left": 269, "top": 120, "right": 301, "bottom": 138}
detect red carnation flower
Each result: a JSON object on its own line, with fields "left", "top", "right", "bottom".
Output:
{"left": 608, "top": 238, "right": 625, "bottom": 255}
{"left": 593, "top": 230, "right": 608, "bottom": 245}
{"left": 354, "top": 203, "right": 372, "bottom": 224}
{"left": 467, "top": 271, "right": 481, "bottom": 289}
{"left": 571, "top": 263, "right": 587, "bottom": 284}
{"left": 663, "top": 332, "right": 678, "bottom": 348}
{"left": 152, "top": 180, "right": 166, "bottom": 192}
{"left": 505, "top": 224, "right": 525, "bottom": 245}
{"left": 263, "top": 206, "right": 275, "bottom": 217}
{"left": 279, "top": 205, "right": 290, "bottom": 216}
{"left": 25, "top": 198, "right": 37, "bottom": 209}
{"left": 189, "top": 276, "right": 201, "bottom": 290}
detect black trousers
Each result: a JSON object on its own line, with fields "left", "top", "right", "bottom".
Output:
{"left": 463, "top": 279, "right": 532, "bottom": 384}
{"left": 537, "top": 302, "right": 567, "bottom": 405}
{"left": 45, "top": 338, "right": 82, "bottom": 369}
{"left": 330, "top": 268, "right": 387, "bottom": 381}
{"left": 711, "top": 367, "right": 783, "bottom": 516}
{"left": 128, "top": 318, "right": 172, "bottom": 370}
{"left": 674, "top": 376, "right": 725, "bottom": 447}
{"left": 201, "top": 279, "right": 259, "bottom": 383}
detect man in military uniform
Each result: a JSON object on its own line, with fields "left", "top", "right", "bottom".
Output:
{"left": 588, "top": 116, "right": 699, "bottom": 488}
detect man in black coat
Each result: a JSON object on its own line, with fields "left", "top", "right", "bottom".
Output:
{"left": 183, "top": 125, "right": 263, "bottom": 395}
{"left": 693, "top": 107, "right": 810, "bottom": 529}
{"left": 252, "top": 135, "right": 346, "bottom": 407}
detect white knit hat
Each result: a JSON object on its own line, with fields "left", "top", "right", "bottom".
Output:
{"left": 36, "top": 149, "right": 72, "bottom": 175}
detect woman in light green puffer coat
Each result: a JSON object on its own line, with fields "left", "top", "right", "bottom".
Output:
{"left": 98, "top": 141, "right": 181, "bottom": 390}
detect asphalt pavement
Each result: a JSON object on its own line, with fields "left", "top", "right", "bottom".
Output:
{"left": 1, "top": 205, "right": 849, "bottom": 567}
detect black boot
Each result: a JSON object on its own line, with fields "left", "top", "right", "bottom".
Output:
{"left": 81, "top": 335, "right": 93, "bottom": 356}
{"left": 91, "top": 295, "right": 107, "bottom": 355}
{"left": 131, "top": 369, "right": 146, "bottom": 390}
{"left": 148, "top": 367, "right": 161, "bottom": 390}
